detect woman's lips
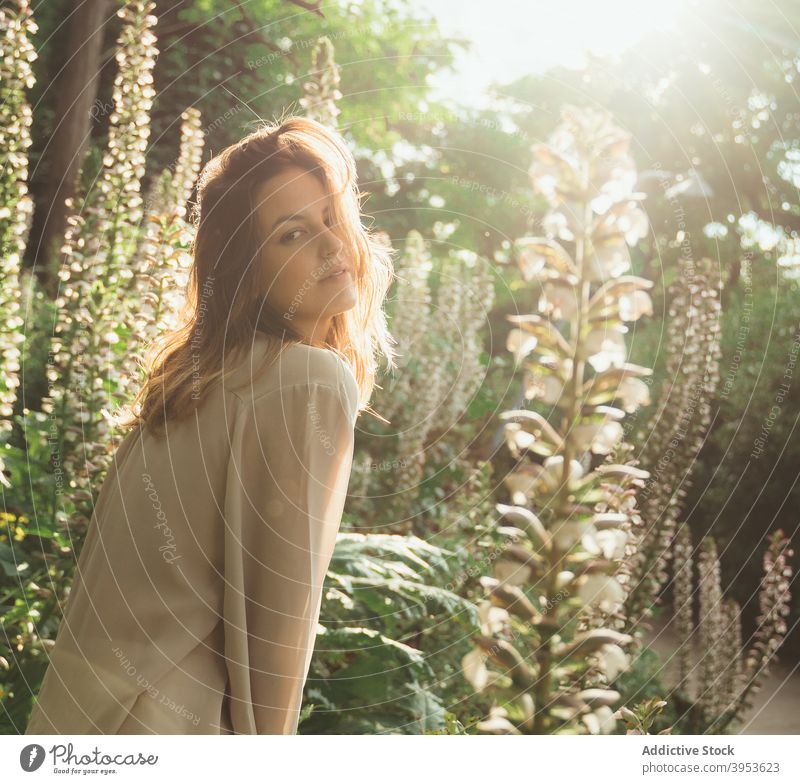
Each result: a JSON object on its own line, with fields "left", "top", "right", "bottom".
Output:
{"left": 320, "top": 266, "right": 351, "bottom": 281}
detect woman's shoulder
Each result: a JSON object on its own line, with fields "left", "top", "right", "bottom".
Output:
{"left": 279, "top": 341, "right": 357, "bottom": 390}
{"left": 223, "top": 333, "right": 359, "bottom": 414}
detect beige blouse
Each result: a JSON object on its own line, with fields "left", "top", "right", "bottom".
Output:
{"left": 25, "top": 333, "right": 359, "bottom": 735}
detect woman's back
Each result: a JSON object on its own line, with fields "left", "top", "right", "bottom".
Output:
{"left": 25, "top": 334, "right": 359, "bottom": 735}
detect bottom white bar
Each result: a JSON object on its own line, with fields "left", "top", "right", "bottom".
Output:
{"left": 3, "top": 734, "right": 797, "bottom": 783}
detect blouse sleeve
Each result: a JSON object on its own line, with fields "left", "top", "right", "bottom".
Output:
{"left": 222, "top": 373, "right": 357, "bottom": 735}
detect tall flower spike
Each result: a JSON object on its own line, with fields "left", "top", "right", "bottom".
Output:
{"left": 380, "top": 230, "right": 433, "bottom": 422}
{"left": 671, "top": 523, "right": 695, "bottom": 694}
{"left": 365, "top": 239, "right": 493, "bottom": 528}
{"left": 696, "top": 536, "right": 726, "bottom": 718}
{"left": 718, "top": 598, "right": 744, "bottom": 713}
{"left": 465, "top": 104, "right": 653, "bottom": 735}
{"left": 383, "top": 253, "right": 464, "bottom": 524}
{"left": 574, "top": 442, "right": 639, "bottom": 635}
{"left": 300, "top": 36, "right": 342, "bottom": 128}
{"left": 113, "top": 107, "right": 205, "bottom": 426}
{"left": 625, "top": 255, "right": 722, "bottom": 641}
{"left": 441, "top": 255, "right": 495, "bottom": 425}
{"left": 0, "top": 0, "right": 37, "bottom": 486}
{"left": 736, "top": 530, "right": 793, "bottom": 721}
{"left": 706, "top": 530, "right": 793, "bottom": 734}
{"left": 43, "top": 0, "right": 159, "bottom": 531}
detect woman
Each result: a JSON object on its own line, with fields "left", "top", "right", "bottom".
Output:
{"left": 25, "top": 116, "right": 395, "bottom": 735}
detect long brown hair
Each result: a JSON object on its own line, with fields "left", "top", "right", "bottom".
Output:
{"left": 119, "top": 116, "right": 396, "bottom": 436}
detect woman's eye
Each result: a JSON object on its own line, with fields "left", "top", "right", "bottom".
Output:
{"left": 281, "top": 228, "right": 304, "bottom": 243}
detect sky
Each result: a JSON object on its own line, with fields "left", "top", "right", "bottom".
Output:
{"left": 408, "top": 0, "right": 690, "bottom": 109}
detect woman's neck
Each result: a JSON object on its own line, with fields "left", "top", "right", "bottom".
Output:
{"left": 256, "top": 315, "right": 333, "bottom": 349}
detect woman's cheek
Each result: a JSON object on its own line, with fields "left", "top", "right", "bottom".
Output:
{"left": 281, "top": 267, "right": 321, "bottom": 318}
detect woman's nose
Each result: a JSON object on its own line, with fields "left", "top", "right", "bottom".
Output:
{"left": 321, "top": 224, "right": 344, "bottom": 257}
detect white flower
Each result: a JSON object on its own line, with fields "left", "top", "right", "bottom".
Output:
{"left": 577, "top": 573, "right": 625, "bottom": 612}
{"left": 596, "top": 705, "right": 617, "bottom": 734}
{"left": 503, "top": 422, "right": 536, "bottom": 455}
{"left": 573, "top": 420, "right": 624, "bottom": 455}
{"left": 462, "top": 648, "right": 498, "bottom": 693}
{"left": 540, "top": 455, "right": 584, "bottom": 491}
{"left": 617, "top": 376, "right": 651, "bottom": 412}
{"left": 539, "top": 280, "right": 578, "bottom": 321}
{"left": 593, "top": 642, "right": 630, "bottom": 681}
{"left": 478, "top": 600, "right": 511, "bottom": 634}
{"left": 542, "top": 201, "right": 586, "bottom": 242}
{"left": 619, "top": 289, "right": 653, "bottom": 321}
{"left": 618, "top": 206, "right": 649, "bottom": 245}
{"left": 587, "top": 236, "right": 631, "bottom": 280}
{"left": 585, "top": 327, "right": 626, "bottom": 372}
{"left": 514, "top": 237, "right": 575, "bottom": 279}
{"left": 553, "top": 520, "right": 595, "bottom": 551}
{"left": 506, "top": 328, "right": 538, "bottom": 363}
{"left": 585, "top": 529, "right": 628, "bottom": 560}
{"left": 524, "top": 369, "right": 564, "bottom": 404}
{"left": 556, "top": 570, "right": 575, "bottom": 589}
{"left": 583, "top": 705, "right": 617, "bottom": 734}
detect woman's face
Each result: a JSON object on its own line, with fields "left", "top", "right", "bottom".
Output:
{"left": 253, "top": 165, "right": 358, "bottom": 342}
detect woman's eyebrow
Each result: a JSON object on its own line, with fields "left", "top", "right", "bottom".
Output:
{"left": 269, "top": 206, "right": 331, "bottom": 235}
{"left": 268, "top": 210, "right": 306, "bottom": 235}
